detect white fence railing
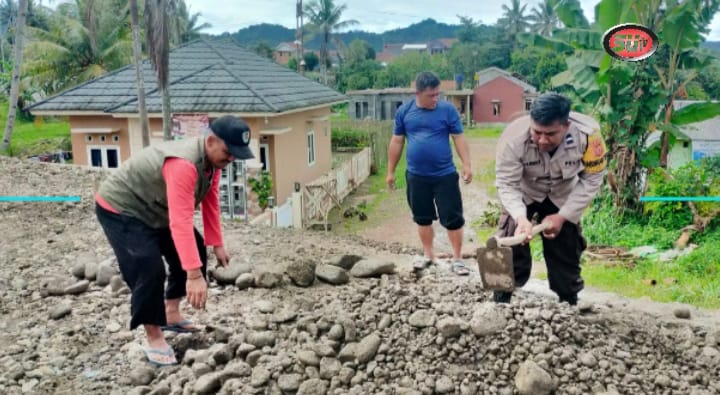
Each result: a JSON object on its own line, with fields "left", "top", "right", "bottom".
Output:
{"left": 271, "top": 147, "right": 372, "bottom": 230}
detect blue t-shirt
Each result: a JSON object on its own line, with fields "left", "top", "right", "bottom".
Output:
{"left": 393, "top": 99, "right": 463, "bottom": 177}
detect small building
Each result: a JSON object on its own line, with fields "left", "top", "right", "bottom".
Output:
{"left": 473, "top": 67, "right": 538, "bottom": 124}
{"left": 273, "top": 41, "right": 299, "bottom": 65}
{"left": 27, "top": 39, "right": 347, "bottom": 217}
{"left": 647, "top": 100, "right": 720, "bottom": 169}
{"left": 347, "top": 87, "right": 415, "bottom": 121}
{"left": 347, "top": 83, "right": 474, "bottom": 126}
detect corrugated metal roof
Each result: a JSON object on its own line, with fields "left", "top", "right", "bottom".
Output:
{"left": 27, "top": 39, "right": 347, "bottom": 114}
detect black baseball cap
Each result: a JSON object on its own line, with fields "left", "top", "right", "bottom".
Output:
{"left": 209, "top": 115, "right": 255, "bottom": 160}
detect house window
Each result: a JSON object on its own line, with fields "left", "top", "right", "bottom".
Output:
{"left": 492, "top": 101, "right": 501, "bottom": 116}
{"left": 355, "top": 102, "right": 361, "bottom": 119}
{"left": 525, "top": 99, "right": 533, "bottom": 111}
{"left": 88, "top": 146, "right": 120, "bottom": 169}
{"left": 307, "top": 129, "right": 315, "bottom": 166}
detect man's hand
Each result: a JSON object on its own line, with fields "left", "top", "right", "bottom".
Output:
{"left": 462, "top": 164, "right": 473, "bottom": 184}
{"left": 514, "top": 216, "right": 534, "bottom": 244}
{"left": 386, "top": 173, "right": 396, "bottom": 190}
{"left": 186, "top": 270, "right": 207, "bottom": 310}
{"left": 213, "top": 246, "right": 230, "bottom": 268}
{"left": 542, "top": 214, "right": 566, "bottom": 240}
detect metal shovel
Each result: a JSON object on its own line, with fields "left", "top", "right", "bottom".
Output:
{"left": 476, "top": 222, "right": 551, "bottom": 291}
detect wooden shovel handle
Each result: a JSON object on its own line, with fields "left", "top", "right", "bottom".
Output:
{"left": 494, "top": 222, "right": 552, "bottom": 247}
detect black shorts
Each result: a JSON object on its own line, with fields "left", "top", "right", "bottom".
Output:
{"left": 405, "top": 171, "right": 465, "bottom": 230}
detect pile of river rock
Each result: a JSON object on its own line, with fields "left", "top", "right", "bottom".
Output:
{"left": 0, "top": 157, "right": 719, "bottom": 395}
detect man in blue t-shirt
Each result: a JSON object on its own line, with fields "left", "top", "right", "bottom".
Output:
{"left": 386, "top": 71, "right": 473, "bottom": 275}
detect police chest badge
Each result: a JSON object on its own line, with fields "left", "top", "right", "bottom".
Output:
{"left": 582, "top": 132, "right": 607, "bottom": 173}
{"left": 242, "top": 130, "right": 250, "bottom": 145}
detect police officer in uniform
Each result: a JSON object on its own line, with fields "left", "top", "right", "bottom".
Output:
{"left": 493, "top": 93, "right": 607, "bottom": 305}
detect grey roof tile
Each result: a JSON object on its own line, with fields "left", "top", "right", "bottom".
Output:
{"left": 28, "top": 38, "right": 347, "bottom": 114}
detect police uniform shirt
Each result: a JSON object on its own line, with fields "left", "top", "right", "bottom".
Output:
{"left": 495, "top": 111, "right": 607, "bottom": 224}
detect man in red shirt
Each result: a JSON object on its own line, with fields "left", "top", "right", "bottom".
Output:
{"left": 95, "top": 115, "right": 254, "bottom": 365}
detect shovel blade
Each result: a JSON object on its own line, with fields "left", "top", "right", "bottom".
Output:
{"left": 476, "top": 246, "right": 515, "bottom": 291}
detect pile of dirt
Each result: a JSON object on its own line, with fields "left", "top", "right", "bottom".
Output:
{"left": 0, "top": 156, "right": 719, "bottom": 395}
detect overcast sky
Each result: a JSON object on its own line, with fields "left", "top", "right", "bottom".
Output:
{"left": 184, "top": 0, "right": 720, "bottom": 41}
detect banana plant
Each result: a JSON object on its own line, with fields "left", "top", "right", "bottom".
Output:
{"left": 519, "top": 0, "right": 720, "bottom": 210}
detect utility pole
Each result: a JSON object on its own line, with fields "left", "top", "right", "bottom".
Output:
{"left": 296, "top": 0, "right": 305, "bottom": 75}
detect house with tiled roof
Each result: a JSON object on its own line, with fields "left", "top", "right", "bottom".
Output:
{"left": 473, "top": 67, "right": 539, "bottom": 124}
{"left": 27, "top": 38, "right": 347, "bottom": 211}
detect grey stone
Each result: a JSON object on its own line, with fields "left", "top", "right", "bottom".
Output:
{"left": 315, "top": 264, "right": 350, "bottom": 285}
{"left": 129, "top": 366, "right": 156, "bottom": 386}
{"left": 408, "top": 310, "right": 436, "bottom": 328}
{"left": 297, "top": 378, "right": 328, "bottom": 395}
{"left": 64, "top": 280, "right": 90, "bottom": 295}
{"left": 356, "top": 332, "right": 382, "bottom": 364}
{"left": 286, "top": 259, "right": 316, "bottom": 287}
{"left": 211, "top": 263, "right": 252, "bottom": 285}
{"left": 255, "top": 271, "right": 283, "bottom": 288}
{"left": 349, "top": 259, "right": 395, "bottom": 278}
{"left": 515, "top": 360, "right": 554, "bottom": 395}
{"left": 235, "top": 273, "right": 255, "bottom": 290}
{"left": 49, "top": 304, "right": 72, "bottom": 320}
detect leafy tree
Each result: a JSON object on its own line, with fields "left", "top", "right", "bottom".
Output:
{"left": 336, "top": 58, "right": 381, "bottom": 91}
{"left": 303, "top": 51, "right": 319, "bottom": 71}
{"left": 288, "top": 57, "right": 297, "bottom": 70}
{"left": 344, "top": 39, "right": 373, "bottom": 65}
{"left": 694, "top": 60, "right": 720, "bottom": 99}
{"left": 252, "top": 41, "right": 274, "bottom": 59}
{"left": 456, "top": 15, "right": 481, "bottom": 43}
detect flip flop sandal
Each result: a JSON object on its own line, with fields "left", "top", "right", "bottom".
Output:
{"left": 412, "top": 256, "right": 433, "bottom": 270}
{"left": 161, "top": 319, "right": 201, "bottom": 333}
{"left": 452, "top": 261, "right": 471, "bottom": 276}
{"left": 143, "top": 346, "right": 177, "bottom": 366}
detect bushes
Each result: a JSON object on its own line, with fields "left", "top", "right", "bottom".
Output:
{"left": 643, "top": 156, "right": 720, "bottom": 229}
{"left": 331, "top": 129, "right": 371, "bottom": 150}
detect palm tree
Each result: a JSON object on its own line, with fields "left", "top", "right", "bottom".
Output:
{"left": 498, "top": 0, "right": 529, "bottom": 40}
{"left": 169, "top": 1, "right": 210, "bottom": 44}
{"left": 528, "top": 0, "right": 559, "bottom": 37}
{"left": 0, "top": 0, "right": 26, "bottom": 152}
{"left": 145, "top": 0, "right": 171, "bottom": 140}
{"left": 130, "top": 0, "right": 149, "bottom": 147}
{"left": 303, "top": 0, "right": 358, "bottom": 84}
{"left": 23, "top": 0, "right": 133, "bottom": 95}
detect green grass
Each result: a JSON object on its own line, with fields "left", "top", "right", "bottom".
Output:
{"left": 581, "top": 197, "right": 720, "bottom": 308}
{"left": 464, "top": 126, "right": 503, "bottom": 139}
{"left": 582, "top": 247, "right": 720, "bottom": 308}
{"left": 0, "top": 100, "right": 71, "bottom": 157}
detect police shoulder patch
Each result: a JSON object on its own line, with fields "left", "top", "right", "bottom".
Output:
{"left": 582, "top": 131, "right": 607, "bottom": 174}
{"left": 565, "top": 133, "right": 574, "bottom": 145}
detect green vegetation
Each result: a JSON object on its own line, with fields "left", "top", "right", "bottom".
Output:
{"left": 0, "top": 100, "right": 70, "bottom": 157}
{"left": 581, "top": 157, "right": 720, "bottom": 308}
{"left": 464, "top": 126, "right": 503, "bottom": 139}
{"left": 248, "top": 170, "right": 274, "bottom": 211}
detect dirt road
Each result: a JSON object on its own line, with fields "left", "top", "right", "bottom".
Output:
{"left": 348, "top": 136, "right": 498, "bottom": 257}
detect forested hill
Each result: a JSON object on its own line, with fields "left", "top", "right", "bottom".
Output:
{"left": 226, "top": 18, "right": 466, "bottom": 51}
